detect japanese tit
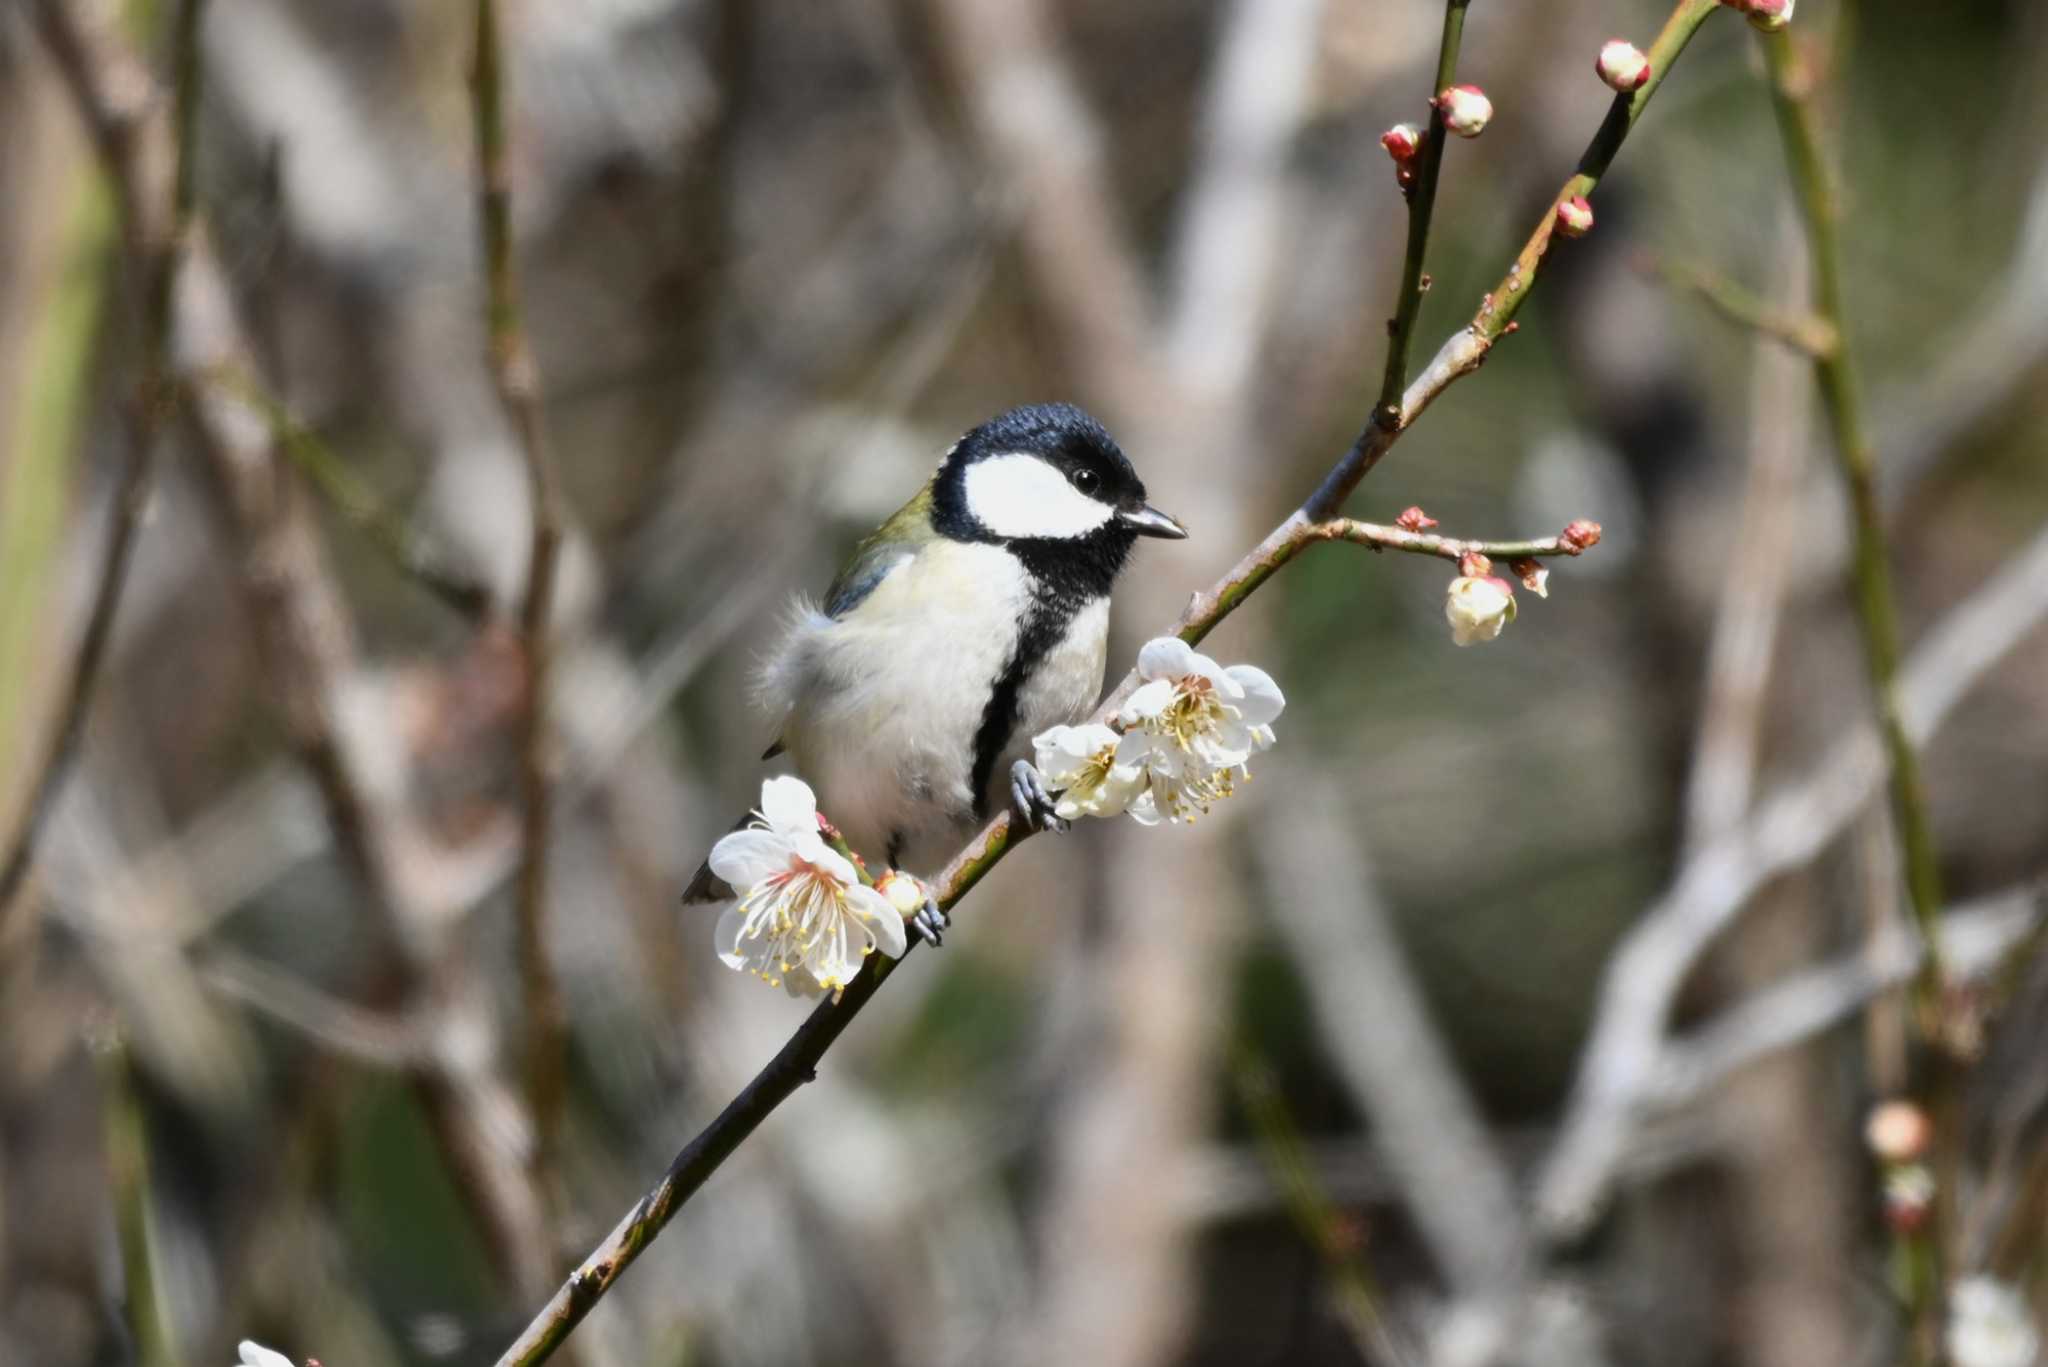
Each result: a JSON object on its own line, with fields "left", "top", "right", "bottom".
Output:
{"left": 682, "top": 402, "right": 1184, "bottom": 942}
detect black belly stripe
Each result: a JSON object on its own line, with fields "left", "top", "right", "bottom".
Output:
{"left": 969, "top": 588, "right": 1093, "bottom": 820}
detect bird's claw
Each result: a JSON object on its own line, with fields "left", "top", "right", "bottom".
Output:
{"left": 1010, "top": 759, "right": 1069, "bottom": 836}
{"left": 911, "top": 896, "right": 949, "bottom": 947}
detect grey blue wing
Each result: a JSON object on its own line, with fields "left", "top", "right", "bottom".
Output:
{"left": 822, "top": 484, "right": 935, "bottom": 618}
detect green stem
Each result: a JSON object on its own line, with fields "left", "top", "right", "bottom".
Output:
{"left": 1374, "top": 0, "right": 1472, "bottom": 426}
{"left": 97, "top": 1035, "right": 185, "bottom": 1367}
{"left": 0, "top": 0, "right": 207, "bottom": 927}
{"left": 473, "top": 0, "right": 572, "bottom": 1201}
{"left": 1760, "top": 32, "right": 1945, "bottom": 995}
{"left": 1473, "top": 0, "right": 1721, "bottom": 343}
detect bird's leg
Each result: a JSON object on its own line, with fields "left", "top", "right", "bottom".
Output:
{"left": 1010, "top": 759, "right": 1070, "bottom": 836}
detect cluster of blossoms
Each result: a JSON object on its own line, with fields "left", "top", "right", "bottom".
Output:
{"left": 707, "top": 642, "right": 1283, "bottom": 996}
{"left": 1435, "top": 519, "right": 1599, "bottom": 647}
{"left": 707, "top": 776, "right": 907, "bottom": 999}
{"left": 1380, "top": 85, "right": 1492, "bottom": 192}
{"left": 1035, "top": 638, "right": 1286, "bottom": 827}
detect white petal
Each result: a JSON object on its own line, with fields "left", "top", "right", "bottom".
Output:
{"left": 803, "top": 840, "right": 860, "bottom": 887}
{"left": 708, "top": 829, "right": 790, "bottom": 890}
{"left": 713, "top": 901, "right": 751, "bottom": 968}
{"left": 1119, "top": 679, "right": 1177, "bottom": 725}
{"left": 758, "top": 775, "right": 820, "bottom": 835}
{"left": 240, "top": 1345, "right": 297, "bottom": 1367}
{"left": 781, "top": 964, "right": 826, "bottom": 998}
{"left": 1226, "top": 666, "right": 1286, "bottom": 726}
{"left": 1136, "top": 636, "right": 1197, "bottom": 681}
{"left": 1125, "top": 787, "right": 1164, "bottom": 826}
{"left": 1062, "top": 722, "right": 1121, "bottom": 755}
{"left": 849, "top": 884, "right": 909, "bottom": 959}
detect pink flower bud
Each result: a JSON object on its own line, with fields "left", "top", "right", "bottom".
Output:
{"left": 1436, "top": 85, "right": 1493, "bottom": 139}
{"left": 1596, "top": 40, "right": 1651, "bottom": 92}
{"left": 1560, "top": 519, "right": 1603, "bottom": 553}
{"left": 1457, "top": 550, "right": 1492, "bottom": 578}
{"left": 1745, "top": 0, "right": 1792, "bottom": 30}
{"left": 1380, "top": 123, "right": 1423, "bottom": 162}
{"left": 1865, "top": 1101, "right": 1932, "bottom": 1165}
{"left": 1508, "top": 557, "right": 1549, "bottom": 598}
{"left": 1395, "top": 505, "right": 1438, "bottom": 532}
{"left": 1555, "top": 195, "right": 1595, "bottom": 238}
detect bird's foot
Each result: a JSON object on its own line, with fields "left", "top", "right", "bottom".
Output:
{"left": 1010, "top": 759, "right": 1070, "bottom": 836}
{"left": 881, "top": 869, "right": 946, "bottom": 946}
{"left": 911, "top": 895, "right": 950, "bottom": 948}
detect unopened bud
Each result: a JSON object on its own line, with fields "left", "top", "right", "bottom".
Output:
{"left": 1865, "top": 1101, "right": 1932, "bottom": 1164}
{"left": 1560, "top": 519, "right": 1603, "bottom": 553}
{"left": 1395, "top": 505, "right": 1439, "bottom": 532}
{"left": 1596, "top": 40, "right": 1652, "bottom": 92}
{"left": 1436, "top": 85, "right": 1493, "bottom": 139}
{"left": 1508, "top": 557, "right": 1549, "bottom": 598}
{"left": 1745, "top": 0, "right": 1792, "bottom": 30}
{"left": 875, "top": 871, "right": 928, "bottom": 920}
{"left": 1446, "top": 574, "right": 1516, "bottom": 647}
{"left": 1457, "top": 550, "right": 1492, "bottom": 578}
{"left": 1882, "top": 1163, "right": 1936, "bottom": 1235}
{"left": 1380, "top": 123, "right": 1423, "bottom": 162}
{"left": 1555, "top": 196, "right": 1595, "bottom": 238}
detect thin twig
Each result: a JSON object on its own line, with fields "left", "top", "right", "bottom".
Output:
{"left": 472, "top": 0, "right": 571, "bottom": 1190}
{"left": 493, "top": 1, "right": 1719, "bottom": 1355}
{"left": 1636, "top": 249, "right": 1838, "bottom": 358}
{"left": 0, "top": 0, "right": 207, "bottom": 929}
{"left": 1229, "top": 1041, "right": 1410, "bottom": 1367}
{"left": 1313, "top": 519, "right": 1597, "bottom": 563}
{"left": 1760, "top": 30, "right": 1946, "bottom": 1002}
{"left": 1373, "top": 0, "right": 1470, "bottom": 427}
{"left": 205, "top": 367, "right": 492, "bottom": 620}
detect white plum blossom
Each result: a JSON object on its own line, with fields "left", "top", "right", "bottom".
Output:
{"left": 1116, "top": 637, "right": 1285, "bottom": 824}
{"left": 1032, "top": 722, "right": 1146, "bottom": 820}
{"left": 710, "top": 776, "right": 907, "bottom": 998}
{"left": 1947, "top": 1277, "right": 2040, "bottom": 1367}
{"left": 238, "top": 1345, "right": 296, "bottom": 1367}
{"left": 1446, "top": 574, "right": 1517, "bottom": 646}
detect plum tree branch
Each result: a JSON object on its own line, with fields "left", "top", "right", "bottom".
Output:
{"left": 492, "top": 2, "right": 1719, "bottom": 1357}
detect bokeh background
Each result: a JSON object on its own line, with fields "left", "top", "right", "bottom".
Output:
{"left": 2, "top": 1, "right": 2045, "bottom": 1365}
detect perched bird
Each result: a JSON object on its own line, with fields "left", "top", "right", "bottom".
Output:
{"left": 683, "top": 402, "right": 1184, "bottom": 942}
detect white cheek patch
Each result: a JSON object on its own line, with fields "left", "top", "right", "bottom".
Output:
{"left": 963, "top": 453, "right": 1116, "bottom": 540}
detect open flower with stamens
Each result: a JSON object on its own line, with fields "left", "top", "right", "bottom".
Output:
{"left": 1033, "top": 722, "right": 1146, "bottom": 820}
{"left": 711, "top": 776, "right": 907, "bottom": 998}
{"left": 1116, "top": 637, "right": 1285, "bottom": 824}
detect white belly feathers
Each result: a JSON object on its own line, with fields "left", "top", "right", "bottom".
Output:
{"left": 757, "top": 541, "right": 1107, "bottom": 872}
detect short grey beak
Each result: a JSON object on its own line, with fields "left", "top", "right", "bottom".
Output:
{"left": 1119, "top": 503, "right": 1188, "bottom": 539}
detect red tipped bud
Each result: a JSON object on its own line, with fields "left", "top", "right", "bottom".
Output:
{"left": 1380, "top": 123, "right": 1423, "bottom": 162}
{"left": 1882, "top": 1163, "right": 1936, "bottom": 1235}
{"left": 1395, "top": 505, "right": 1438, "bottom": 532}
{"left": 1745, "top": 0, "right": 1792, "bottom": 30}
{"left": 1555, "top": 195, "right": 1595, "bottom": 238}
{"left": 1596, "top": 40, "right": 1652, "bottom": 92}
{"left": 1508, "top": 557, "right": 1549, "bottom": 599}
{"left": 1436, "top": 85, "right": 1493, "bottom": 138}
{"left": 1560, "top": 519, "right": 1603, "bottom": 553}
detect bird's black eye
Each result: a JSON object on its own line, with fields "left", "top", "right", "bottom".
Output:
{"left": 1071, "top": 468, "right": 1101, "bottom": 496}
